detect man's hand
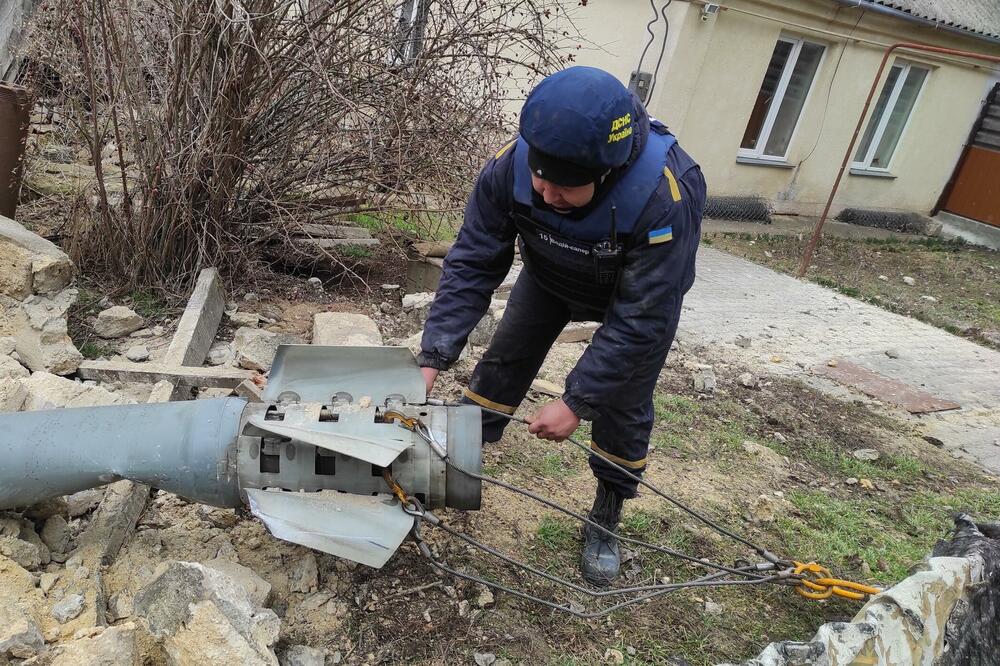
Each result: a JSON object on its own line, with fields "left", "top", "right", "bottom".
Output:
{"left": 526, "top": 399, "right": 580, "bottom": 442}
{"left": 420, "top": 367, "right": 439, "bottom": 395}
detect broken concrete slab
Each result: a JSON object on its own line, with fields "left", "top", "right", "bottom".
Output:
{"left": 203, "top": 557, "right": 272, "bottom": 607}
{"left": 0, "top": 335, "right": 14, "bottom": 355}
{"left": 235, "top": 379, "right": 264, "bottom": 403}
{"left": 45, "top": 622, "right": 139, "bottom": 666}
{"left": 73, "top": 480, "right": 150, "bottom": 567}
{"left": 94, "top": 306, "right": 144, "bottom": 339}
{"left": 0, "top": 377, "right": 27, "bottom": 411}
{"left": 134, "top": 561, "right": 280, "bottom": 666}
{"left": 0, "top": 353, "right": 28, "bottom": 379}
{"left": 556, "top": 322, "right": 600, "bottom": 344}
{"left": 233, "top": 327, "right": 303, "bottom": 372}
{"left": 75, "top": 360, "right": 256, "bottom": 388}
{"left": 165, "top": 267, "right": 226, "bottom": 367}
{"left": 0, "top": 616, "right": 44, "bottom": 660}
{"left": 312, "top": 312, "right": 383, "bottom": 346}
{"left": 13, "top": 289, "right": 83, "bottom": 375}
{"left": 0, "top": 215, "right": 74, "bottom": 299}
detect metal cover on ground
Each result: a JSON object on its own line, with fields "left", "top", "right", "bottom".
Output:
{"left": 264, "top": 345, "right": 426, "bottom": 405}
{"left": 815, "top": 359, "right": 961, "bottom": 414}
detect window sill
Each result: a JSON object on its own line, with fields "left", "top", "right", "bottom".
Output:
{"left": 849, "top": 167, "right": 897, "bottom": 179}
{"left": 736, "top": 156, "right": 794, "bottom": 169}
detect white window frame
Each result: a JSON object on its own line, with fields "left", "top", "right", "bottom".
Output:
{"left": 389, "top": 0, "right": 428, "bottom": 66}
{"left": 852, "top": 60, "right": 929, "bottom": 173}
{"left": 738, "top": 36, "right": 826, "bottom": 162}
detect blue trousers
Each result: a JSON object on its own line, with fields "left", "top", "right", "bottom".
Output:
{"left": 461, "top": 271, "right": 676, "bottom": 498}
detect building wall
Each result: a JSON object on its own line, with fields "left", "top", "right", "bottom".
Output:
{"left": 0, "top": 0, "right": 38, "bottom": 81}
{"left": 556, "top": 0, "right": 1000, "bottom": 216}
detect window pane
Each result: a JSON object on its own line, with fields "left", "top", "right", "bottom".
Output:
{"left": 763, "top": 42, "right": 824, "bottom": 157}
{"left": 870, "top": 67, "right": 927, "bottom": 168}
{"left": 855, "top": 66, "right": 902, "bottom": 163}
{"left": 741, "top": 40, "right": 794, "bottom": 150}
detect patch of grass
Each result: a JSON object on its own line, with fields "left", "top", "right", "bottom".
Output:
{"left": 127, "top": 289, "right": 169, "bottom": 319}
{"left": 337, "top": 244, "right": 374, "bottom": 259}
{"left": 536, "top": 515, "right": 577, "bottom": 552}
{"left": 814, "top": 277, "right": 860, "bottom": 298}
{"left": 791, "top": 438, "right": 928, "bottom": 483}
{"left": 348, "top": 211, "right": 457, "bottom": 241}
{"left": 532, "top": 452, "right": 578, "bottom": 479}
{"left": 777, "top": 490, "right": 952, "bottom": 582}
{"left": 78, "top": 341, "right": 116, "bottom": 359}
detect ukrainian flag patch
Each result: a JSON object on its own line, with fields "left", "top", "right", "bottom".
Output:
{"left": 648, "top": 226, "right": 673, "bottom": 245}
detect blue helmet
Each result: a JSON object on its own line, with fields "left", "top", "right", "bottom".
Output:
{"left": 519, "top": 66, "right": 635, "bottom": 186}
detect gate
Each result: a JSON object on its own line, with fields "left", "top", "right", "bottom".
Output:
{"left": 939, "top": 82, "right": 1000, "bottom": 227}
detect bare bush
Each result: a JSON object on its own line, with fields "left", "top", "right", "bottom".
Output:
{"left": 20, "top": 0, "right": 578, "bottom": 290}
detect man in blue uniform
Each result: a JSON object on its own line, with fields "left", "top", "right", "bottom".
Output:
{"left": 418, "top": 67, "right": 706, "bottom": 585}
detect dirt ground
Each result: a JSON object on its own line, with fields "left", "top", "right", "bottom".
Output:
{"left": 705, "top": 232, "right": 1000, "bottom": 351}
{"left": 86, "top": 268, "right": 1000, "bottom": 664}
{"left": 18, "top": 230, "right": 999, "bottom": 665}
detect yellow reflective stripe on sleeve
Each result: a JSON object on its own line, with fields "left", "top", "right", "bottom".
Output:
{"left": 494, "top": 140, "right": 517, "bottom": 160}
{"left": 463, "top": 388, "right": 516, "bottom": 415}
{"left": 589, "top": 441, "right": 647, "bottom": 469}
{"left": 663, "top": 167, "right": 682, "bottom": 203}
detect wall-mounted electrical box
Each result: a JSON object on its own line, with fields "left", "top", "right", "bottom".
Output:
{"left": 628, "top": 71, "right": 653, "bottom": 104}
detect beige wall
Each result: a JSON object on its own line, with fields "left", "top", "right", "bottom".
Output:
{"left": 555, "top": 0, "right": 1000, "bottom": 215}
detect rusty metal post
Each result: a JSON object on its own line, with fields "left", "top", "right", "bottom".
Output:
{"left": 797, "top": 43, "right": 1000, "bottom": 278}
{"left": 0, "top": 83, "right": 30, "bottom": 218}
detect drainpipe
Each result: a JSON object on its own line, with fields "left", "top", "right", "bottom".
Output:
{"left": 831, "top": 0, "right": 1000, "bottom": 47}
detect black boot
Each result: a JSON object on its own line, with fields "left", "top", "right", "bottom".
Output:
{"left": 581, "top": 481, "right": 625, "bottom": 586}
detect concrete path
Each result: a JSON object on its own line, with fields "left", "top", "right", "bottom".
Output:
{"left": 678, "top": 248, "right": 1000, "bottom": 472}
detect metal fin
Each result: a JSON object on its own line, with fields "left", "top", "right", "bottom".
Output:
{"left": 245, "top": 406, "right": 412, "bottom": 467}
{"left": 264, "top": 345, "right": 426, "bottom": 405}
{"left": 246, "top": 489, "right": 413, "bottom": 568}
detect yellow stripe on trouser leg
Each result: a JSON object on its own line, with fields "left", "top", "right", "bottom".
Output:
{"left": 589, "top": 441, "right": 647, "bottom": 469}
{"left": 463, "top": 388, "right": 517, "bottom": 415}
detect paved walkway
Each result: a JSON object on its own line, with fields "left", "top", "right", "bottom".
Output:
{"left": 678, "top": 248, "right": 1000, "bottom": 472}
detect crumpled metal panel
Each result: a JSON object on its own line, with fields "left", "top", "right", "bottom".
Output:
{"left": 263, "top": 345, "right": 426, "bottom": 406}
{"left": 246, "top": 488, "right": 414, "bottom": 568}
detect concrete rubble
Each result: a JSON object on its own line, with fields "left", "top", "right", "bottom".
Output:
{"left": 1, "top": 217, "right": 83, "bottom": 376}
{"left": 94, "top": 306, "right": 144, "bottom": 339}
{"left": 233, "top": 327, "right": 304, "bottom": 372}
{"left": 133, "top": 561, "right": 281, "bottom": 666}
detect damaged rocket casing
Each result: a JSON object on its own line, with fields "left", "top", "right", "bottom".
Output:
{"left": 0, "top": 345, "right": 482, "bottom": 567}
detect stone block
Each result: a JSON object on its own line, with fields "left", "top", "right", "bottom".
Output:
{"left": 312, "top": 312, "right": 383, "bottom": 346}
{"left": 0, "top": 335, "right": 15, "bottom": 355}
{"left": 13, "top": 289, "right": 83, "bottom": 375}
{"left": 203, "top": 557, "right": 272, "bottom": 607}
{"left": 233, "top": 327, "right": 303, "bottom": 372}
{"left": 94, "top": 306, "right": 144, "bottom": 339}
{"left": 47, "top": 623, "right": 139, "bottom": 666}
{"left": 0, "top": 377, "right": 27, "bottom": 412}
{"left": 556, "top": 322, "right": 600, "bottom": 344}
{"left": 21, "top": 372, "right": 89, "bottom": 410}
{"left": 0, "top": 615, "right": 44, "bottom": 660}
{"left": 0, "top": 354, "right": 28, "bottom": 379}
{"left": 134, "top": 561, "right": 280, "bottom": 666}
{"left": 0, "top": 215, "right": 73, "bottom": 299}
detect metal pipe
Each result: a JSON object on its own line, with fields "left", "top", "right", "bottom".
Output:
{"left": 0, "top": 398, "right": 246, "bottom": 510}
{"left": 797, "top": 42, "right": 1000, "bottom": 277}
{"left": 831, "top": 0, "right": 1000, "bottom": 47}
{"left": 677, "top": 0, "right": 1000, "bottom": 73}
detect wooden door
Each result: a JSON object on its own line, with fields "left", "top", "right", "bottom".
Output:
{"left": 940, "top": 83, "right": 1000, "bottom": 227}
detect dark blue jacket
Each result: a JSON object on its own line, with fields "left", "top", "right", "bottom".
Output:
{"left": 419, "top": 104, "right": 706, "bottom": 420}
